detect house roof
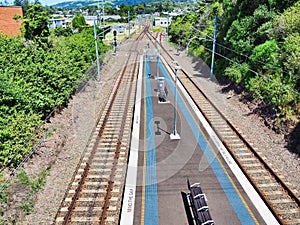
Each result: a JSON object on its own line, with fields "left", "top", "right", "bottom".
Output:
{"left": 0, "top": 6, "right": 23, "bottom": 36}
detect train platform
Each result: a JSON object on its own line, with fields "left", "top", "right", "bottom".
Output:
{"left": 120, "top": 49, "right": 279, "bottom": 224}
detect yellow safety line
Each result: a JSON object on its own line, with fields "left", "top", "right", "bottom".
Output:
{"left": 163, "top": 64, "right": 259, "bottom": 224}
{"left": 140, "top": 69, "right": 147, "bottom": 225}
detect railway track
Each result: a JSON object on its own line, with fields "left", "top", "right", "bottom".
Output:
{"left": 147, "top": 31, "right": 300, "bottom": 225}
{"left": 54, "top": 28, "right": 147, "bottom": 225}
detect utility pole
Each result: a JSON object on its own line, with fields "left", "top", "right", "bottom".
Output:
{"left": 98, "top": 0, "right": 101, "bottom": 28}
{"left": 94, "top": 20, "right": 101, "bottom": 82}
{"left": 167, "top": 13, "right": 169, "bottom": 37}
{"left": 152, "top": 13, "right": 154, "bottom": 33}
{"left": 127, "top": 11, "right": 131, "bottom": 39}
{"left": 102, "top": 0, "right": 105, "bottom": 26}
{"left": 210, "top": 16, "right": 218, "bottom": 80}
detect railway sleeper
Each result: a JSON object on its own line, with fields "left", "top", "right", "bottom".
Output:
{"left": 272, "top": 201, "right": 300, "bottom": 211}
{"left": 56, "top": 216, "right": 115, "bottom": 224}
{"left": 281, "top": 218, "right": 300, "bottom": 225}
{"left": 238, "top": 158, "right": 260, "bottom": 164}
{"left": 277, "top": 212, "right": 300, "bottom": 223}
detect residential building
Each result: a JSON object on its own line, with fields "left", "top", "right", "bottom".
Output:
{"left": 154, "top": 17, "right": 172, "bottom": 27}
{"left": 84, "top": 15, "right": 98, "bottom": 26}
{"left": 49, "top": 15, "right": 73, "bottom": 29}
{"left": 0, "top": 6, "right": 23, "bottom": 36}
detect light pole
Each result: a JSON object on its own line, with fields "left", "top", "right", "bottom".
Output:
{"left": 156, "top": 53, "right": 159, "bottom": 79}
{"left": 170, "top": 62, "right": 181, "bottom": 140}
{"left": 156, "top": 40, "right": 160, "bottom": 79}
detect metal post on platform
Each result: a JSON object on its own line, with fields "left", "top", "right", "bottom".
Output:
{"left": 170, "top": 62, "right": 181, "bottom": 140}
{"left": 156, "top": 54, "right": 159, "bottom": 79}
{"left": 94, "top": 19, "right": 101, "bottom": 82}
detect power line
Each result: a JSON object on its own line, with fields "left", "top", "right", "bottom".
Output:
{"left": 201, "top": 45, "right": 300, "bottom": 96}
{"left": 189, "top": 25, "right": 299, "bottom": 80}
{"left": 215, "top": 42, "right": 300, "bottom": 80}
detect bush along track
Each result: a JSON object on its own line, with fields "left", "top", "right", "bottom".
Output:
{"left": 0, "top": 22, "right": 108, "bottom": 222}
{"left": 168, "top": 0, "right": 300, "bottom": 137}
{"left": 0, "top": 27, "right": 107, "bottom": 170}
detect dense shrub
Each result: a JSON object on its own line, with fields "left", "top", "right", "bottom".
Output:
{"left": 168, "top": 0, "right": 300, "bottom": 117}
{"left": 0, "top": 27, "right": 107, "bottom": 168}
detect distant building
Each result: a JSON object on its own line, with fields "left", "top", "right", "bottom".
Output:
{"left": 111, "top": 24, "right": 126, "bottom": 33}
{"left": 84, "top": 15, "right": 98, "bottom": 26}
{"left": 49, "top": 15, "right": 72, "bottom": 29}
{"left": 101, "top": 15, "right": 121, "bottom": 21}
{"left": 0, "top": 6, "right": 23, "bottom": 36}
{"left": 154, "top": 17, "right": 172, "bottom": 27}
{"left": 48, "top": 14, "right": 121, "bottom": 29}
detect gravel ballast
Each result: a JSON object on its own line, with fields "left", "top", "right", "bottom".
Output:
{"left": 1, "top": 32, "right": 298, "bottom": 224}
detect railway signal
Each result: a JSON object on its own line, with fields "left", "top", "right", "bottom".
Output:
{"left": 179, "top": 30, "right": 183, "bottom": 39}
{"left": 113, "top": 30, "right": 117, "bottom": 54}
{"left": 179, "top": 30, "right": 183, "bottom": 56}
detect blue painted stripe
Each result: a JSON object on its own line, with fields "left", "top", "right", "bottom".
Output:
{"left": 159, "top": 62, "right": 255, "bottom": 225}
{"left": 144, "top": 56, "right": 159, "bottom": 225}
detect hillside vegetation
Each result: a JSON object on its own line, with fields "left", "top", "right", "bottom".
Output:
{"left": 0, "top": 4, "right": 107, "bottom": 168}
{"left": 169, "top": 0, "right": 300, "bottom": 124}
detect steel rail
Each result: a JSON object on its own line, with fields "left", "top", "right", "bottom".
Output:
{"left": 56, "top": 26, "right": 148, "bottom": 225}
{"left": 99, "top": 54, "right": 139, "bottom": 224}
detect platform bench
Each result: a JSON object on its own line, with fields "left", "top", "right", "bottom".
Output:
{"left": 187, "top": 179, "right": 214, "bottom": 225}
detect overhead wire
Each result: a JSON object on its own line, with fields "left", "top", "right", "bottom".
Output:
{"left": 189, "top": 25, "right": 300, "bottom": 80}
{"left": 198, "top": 43, "right": 300, "bottom": 96}
{"left": 215, "top": 42, "right": 300, "bottom": 80}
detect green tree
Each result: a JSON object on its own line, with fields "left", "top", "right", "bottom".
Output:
{"left": 53, "top": 26, "right": 73, "bottom": 37}
{"left": 23, "top": 4, "right": 49, "bottom": 41}
{"left": 0, "top": 26, "right": 108, "bottom": 168}
{"left": 282, "top": 33, "right": 300, "bottom": 78}
{"left": 273, "top": 1, "right": 300, "bottom": 38}
{"left": 249, "top": 40, "right": 281, "bottom": 73}
{"left": 72, "top": 13, "right": 87, "bottom": 31}
{"left": 14, "top": 0, "right": 30, "bottom": 14}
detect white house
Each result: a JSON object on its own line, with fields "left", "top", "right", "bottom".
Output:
{"left": 154, "top": 17, "right": 172, "bottom": 27}
{"left": 84, "top": 15, "right": 98, "bottom": 26}
{"left": 49, "top": 15, "right": 72, "bottom": 29}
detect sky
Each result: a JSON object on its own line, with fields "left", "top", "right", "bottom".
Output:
{"left": 37, "top": 0, "right": 71, "bottom": 5}
{"left": 7, "top": 0, "right": 72, "bottom": 6}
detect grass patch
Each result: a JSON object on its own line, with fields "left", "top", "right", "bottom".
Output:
{"left": 17, "top": 167, "right": 49, "bottom": 194}
{"left": 19, "top": 198, "right": 35, "bottom": 215}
